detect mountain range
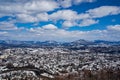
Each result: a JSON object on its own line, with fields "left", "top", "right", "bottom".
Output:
{"left": 0, "top": 39, "right": 120, "bottom": 48}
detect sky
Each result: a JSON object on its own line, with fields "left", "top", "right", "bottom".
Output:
{"left": 0, "top": 0, "right": 120, "bottom": 42}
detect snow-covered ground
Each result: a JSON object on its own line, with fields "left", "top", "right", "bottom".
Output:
{"left": 0, "top": 47, "right": 120, "bottom": 79}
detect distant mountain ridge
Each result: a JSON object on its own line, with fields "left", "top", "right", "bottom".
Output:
{"left": 0, "top": 39, "right": 120, "bottom": 48}
{"left": 71, "top": 39, "right": 95, "bottom": 45}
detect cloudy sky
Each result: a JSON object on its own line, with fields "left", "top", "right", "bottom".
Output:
{"left": 0, "top": 0, "right": 120, "bottom": 41}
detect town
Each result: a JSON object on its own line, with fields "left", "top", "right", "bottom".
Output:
{"left": 0, "top": 40, "right": 120, "bottom": 80}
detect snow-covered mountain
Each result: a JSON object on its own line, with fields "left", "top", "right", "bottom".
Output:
{"left": 0, "top": 39, "right": 120, "bottom": 48}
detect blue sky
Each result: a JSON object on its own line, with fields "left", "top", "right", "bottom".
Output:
{"left": 0, "top": 0, "right": 120, "bottom": 41}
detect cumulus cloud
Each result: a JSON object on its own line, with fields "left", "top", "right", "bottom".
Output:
{"left": 74, "top": 0, "right": 95, "bottom": 4}
{"left": 107, "top": 25, "right": 120, "bottom": 31}
{"left": 49, "top": 6, "right": 120, "bottom": 27}
{"left": 78, "top": 13, "right": 90, "bottom": 19}
{"left": 16, "top": 12, "right": 49, "bottom": 23}
{"left": 1, "top": 24, "right": 119, "bottom": 41}
{"left": 79, "top": 19, "right": 99, "bottom": 26}
{"left": 0, "top": 21, "right": 18, "bottom": 30}
{"left": 63, "top": 21, "right": 77, "bottom": 28}
{"left": 0, "top": 0, "right": 95, "bottom": 18}
{"left": 16, "top": 14, "right": 38, "bottom": 23}
{"left": 57, "top": 0, "right": 95, "bottom": 8}
{"left": 41, "top": 24, "right": 58, "bottom": 30}
{"left": 50, "top": 10, "right": 78, "bottom": 21}
{"left": 0, "top": 0, "right": 59, "bottom": 23}
{"left": 25, "top": 0, "right": 59, "bottom": 12}
{"left": 28, "top": 24, "right": 120, "bottom": 41}
{"left": 58, "top": 0, "right": 72, "bottom": 8}
{"left": 36, "top": 13, "right": 49, "bottom": 21}
{"left": 105, "top": 25, "right": 120, "bottom": 40}
{"left": 15, "top": 6, "right": 120, "bottom": 25}
{"left": 0, "top": 1, "right": 120, "bottom": 41}
{"left": 49, "top": 9, "right": 98, "bottom": 27}
{"left": 0, "top": 31, "right": 8, "bottom": 40}
{"left": 0, "top": 0, "right": 59, "bottom": 15}
{"left": 87, "top": 6, "right": 120, "bottom": 18}
{"left": 0, "top": 0, "right": 119, "bottom": 28}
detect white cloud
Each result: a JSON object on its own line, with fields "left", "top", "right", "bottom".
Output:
{"left": 0, "top": 21, "right": 18, "bottom": 30}
{"left": 1, "top": 24, "right": 120, "bottom": 41}
{"left": 87, "top": 6, "right": 120, "bottom": 18}
{"left": 0, "top": 0, "right": 59, "bottom": 15}
{"left": 49, "top": 9, "right": 99, "bottom": 27}
{"left": 0, "top": 0, "right": 59, "bottom": 23}
{"left": 78, "top": 13, "right": 90, "bottom": 19}
{"left": 49, "top": 6, "right": 120, "bottom": 28}
{"left": 16, "top": 14, "right": 37, "bottom": 23}
{"left": 0, "top": 31, "right": 8, "bottom": 40}
{"left": 40, "top": 24, "right": 119, "bottom": 41}
{"left": 58, "top": 0, "right": 72, "bottom": 8}
{"left": 27, "top": 24, "right": 120, "bottom": 41}
{"left": 74, "top": 0, "right": 95, "bottom": 4}
{"left": 50, "top": 10, "right": 78, "bottom": 21}
{"left": 0, "top": 0, "right": 96, "bottom": 18}
{"left": 107, "top": 25, "right": 120, "bottom": 31}
{"left": 79, "top": 19, "right": 98, "bottom": 26}
{"left": 105, "top": 25, "right": 120, "bottom": 40}
{"left": 37, "top": 13, "right": 49, "bottom": 21}
{"left": 41, "top": 24, "right": 58, "bottom": 30}
{"left": 0, "top": 0, "right": 119, "bottom": 28}
{"left": 63, "top": 21, "right": 77, "bottom": 28}
{"left": 24, "top": 0, "right": 59, "bottom": 12}
{"left": 0, "top": 5, "right": 119, "bottom": 29}
{"left": 16, "top": 12, "right": 49, "bottom": 23}
{"left": 58, "top": 0, "right": 95, "bottom": 8}
{"left": 0, "top": 1, "right": 120, "bottom": 41}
